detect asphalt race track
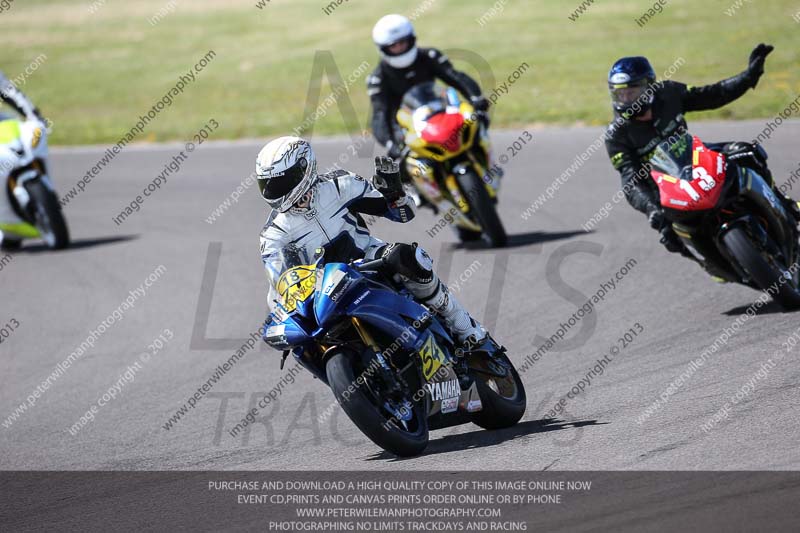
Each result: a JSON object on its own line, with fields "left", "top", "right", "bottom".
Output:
{"left": 2, "top": 120, "right": 800, "bottom": 476}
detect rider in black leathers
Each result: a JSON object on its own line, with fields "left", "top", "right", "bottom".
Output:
{"left": 367, "top": 14, "right": 488, "bottom": 159}
{"left": 604, "top": 44, "right": 799, "bottom": 253}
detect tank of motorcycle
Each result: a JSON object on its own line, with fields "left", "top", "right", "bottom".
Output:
{"left": 740, "top": 167, "right": 786, "bottom": 218}
{"left": 314, "top": 263, "right": 452, "bottom": 352}
{"left": 350, "top": 288, "right": 452, "bottom": 354}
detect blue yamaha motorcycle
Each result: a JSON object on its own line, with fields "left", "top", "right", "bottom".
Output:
{"left": 263, "top": 245, "right": 526, "bottom": 456}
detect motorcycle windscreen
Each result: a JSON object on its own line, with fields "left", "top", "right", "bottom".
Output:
{"left": 649, "top": 134, "right": 727, "bottom": 211}
{"left": 399, "top": 82, "right": 455, "bottom": 135}
{"left": 400, "top": 82, "right": 447, "bottom": 116}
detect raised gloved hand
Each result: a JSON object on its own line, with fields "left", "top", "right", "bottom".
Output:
{"left": 647, "top": 204, "right": 665, "bottom": 230}
{"left": 373, "top": 156, "right": 404, "bottom": 203}
{"left": 747, "top": 43, "right": 774, "bottom": 88}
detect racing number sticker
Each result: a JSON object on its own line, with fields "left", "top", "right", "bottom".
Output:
{"left": 276, "top": 265, "right": 316, "bottom": 312}
{"left": 31, "top": 127, "right": 42, "bottom": 148}
{"left": 420, "top": 334, "right": 447, "bottom": 380}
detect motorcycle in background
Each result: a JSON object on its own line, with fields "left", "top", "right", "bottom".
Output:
{"left": 0, "top": 113, "right": 69, "bottom": 249}
{"left": 650, "top": 133, "right": 800, "bottom": 308}
{"left": 396, "top": 82, "right": 507, "bottom": 247}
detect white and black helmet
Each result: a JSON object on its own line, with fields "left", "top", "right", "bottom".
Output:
{"left": 372, "top": 14, "right": 418, "bottom": 69}
{"left": 256, "top": 136, "right": 317, "bottom": 212}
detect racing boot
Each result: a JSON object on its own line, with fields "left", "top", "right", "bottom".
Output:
{"left": 403, "top": 184, "right": 433, "bottom": 212}
{"left": 418, "top": 280, "right": 490, "bottom": 391}
{"left": 0, "top": 230, "right": 22, "bottom": 251}
{"left": 385, "top": 242, "right": 487, "bottom": 385}
{"left": 420, "top": 282, "right": 486, "bottom": 347}
{"left": 487, "top": 163, "right": 504, "bottom": 195}
{"left": 402, "top": 159, "right": 436, "bottom": 212}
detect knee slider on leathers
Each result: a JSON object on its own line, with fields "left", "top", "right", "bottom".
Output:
{"left": 380, "top": 243, "right": 434, "bottom": 284}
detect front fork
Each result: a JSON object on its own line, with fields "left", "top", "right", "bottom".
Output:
{"left": 10, "top": 169, "right": 37, "bottom": 213}
{"left": 5, "top": 169, "right": 46, "bottom": 237}
{"left": 10, "top": 161, "right": 52, "bottom": 213}
{"left": 351, "top": 317, "right": 403, "bottom": 396}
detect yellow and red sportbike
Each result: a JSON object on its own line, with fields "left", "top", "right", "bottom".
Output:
{"left": 396, "top": 82, "right": 507, "bottom": 247}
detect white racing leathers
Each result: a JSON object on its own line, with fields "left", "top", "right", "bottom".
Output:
{"left": 0, "top": 72, "right": 37, "bottom": 119}
{"left": 0, "top": 117, "right": 49, "bottom": 241}
{"left": 260, "top": 169, "right": 485, "bottom": 344}
{"left": 0, "top": 71, "right": 46, "bottom": 242}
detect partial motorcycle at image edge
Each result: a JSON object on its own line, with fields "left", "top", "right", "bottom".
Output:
{"left": 650, "top": 133, "right": 800, "bottom": 308}
{"left": 396, "top": 82, "right": 507, "bottom": 247}
{"left": 0, "top": 113, "right": 69, "bottom": 249}
{"left": 263, "top": 244, "right": 526, "bottom": 457}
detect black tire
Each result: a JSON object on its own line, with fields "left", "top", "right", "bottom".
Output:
{"left": 468, "top": 351, "right": 526, "bottom": 430}
{"left": 326, "top": 350, "right": 429, "bottom": 457}
{"left": 0, "top": 237, "right": 22, "bottom": 251}
{"left": 456, "top": 226, "right": 483, "bottom": 242}
{"left": 457, "top": 170, "right": 507, "bottom": 248}
{"left": 26, "top": 180, "right": 69, "bottom": 249}
{"left": 722, "top": 226, "right": 800, "bottom": 309}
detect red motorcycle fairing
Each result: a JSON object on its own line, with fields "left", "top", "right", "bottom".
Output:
{"left": 651, "top": 136, "right": 727, "bottom": 212}
{"left": 420, "top": 112, "right": 465, "bottom": 153}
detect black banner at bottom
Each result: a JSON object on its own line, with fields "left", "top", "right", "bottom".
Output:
{"left": 2, "top": 471, "right": 799, "bottom": 532}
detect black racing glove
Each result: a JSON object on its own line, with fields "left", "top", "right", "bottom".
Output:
{"left": 646, "top": 204, "right": 665, "bottom": 230}
{"left": 373, "top": 156, "right": 404, "bottom": 203}
{"left": 747, "top": 43, "right": 774, "bottom": 88}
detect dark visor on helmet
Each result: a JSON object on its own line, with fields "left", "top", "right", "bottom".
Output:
{"left": 260, "top": 160, "right": 307, "bottom": 200}
{"left": 380, "top": 36, "right": 415, "bottom": 57}
{"left": 609, "top": 79, "right": 650, "bottom": 106}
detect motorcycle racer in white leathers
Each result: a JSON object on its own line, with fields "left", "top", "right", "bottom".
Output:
{"left": 0, "top": 71, "right": 48, "bottom": 249}
{"left": 258, "top": 136, "right": 487, "bottom": 348}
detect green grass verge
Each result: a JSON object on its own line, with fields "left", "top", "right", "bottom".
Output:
{"left": 0, "top": 0, "right": 798, "bottom": 145}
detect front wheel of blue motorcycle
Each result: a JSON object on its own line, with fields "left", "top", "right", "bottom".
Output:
{"left": 326, "top": 350, "right": 429, "bottom": 457}
{"left": 468, "top": 352, "right": 526, "bottom": 430}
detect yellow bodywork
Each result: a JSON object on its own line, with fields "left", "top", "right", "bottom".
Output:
{"left": 396, "top": 101, "right": 492, "bottom": 233}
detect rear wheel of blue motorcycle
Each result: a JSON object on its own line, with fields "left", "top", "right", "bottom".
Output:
{"left": 468, "top": 352, "right": 526, "bottom": 430}
{"left": 326, "top": 350, "right": 429, "bottom": 457}
{"left": 723, "top": 227, "right": 800, "bottom": 309}
{"left": 456, "top": 226, "right": 483, "bottom": 242}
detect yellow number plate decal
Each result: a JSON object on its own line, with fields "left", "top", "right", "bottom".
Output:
{"left": 276, "top": 265, "right": 316, "bottom": 313}
{"left": 420, "top": 334, "right": 447, "bottom": 380}
{"left": 31, "top": 127, "right": 42, "bottom": 148}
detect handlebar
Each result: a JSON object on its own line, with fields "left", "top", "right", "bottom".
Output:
{"left": 354, "top": 257, "right": 386, "bottom": 272}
